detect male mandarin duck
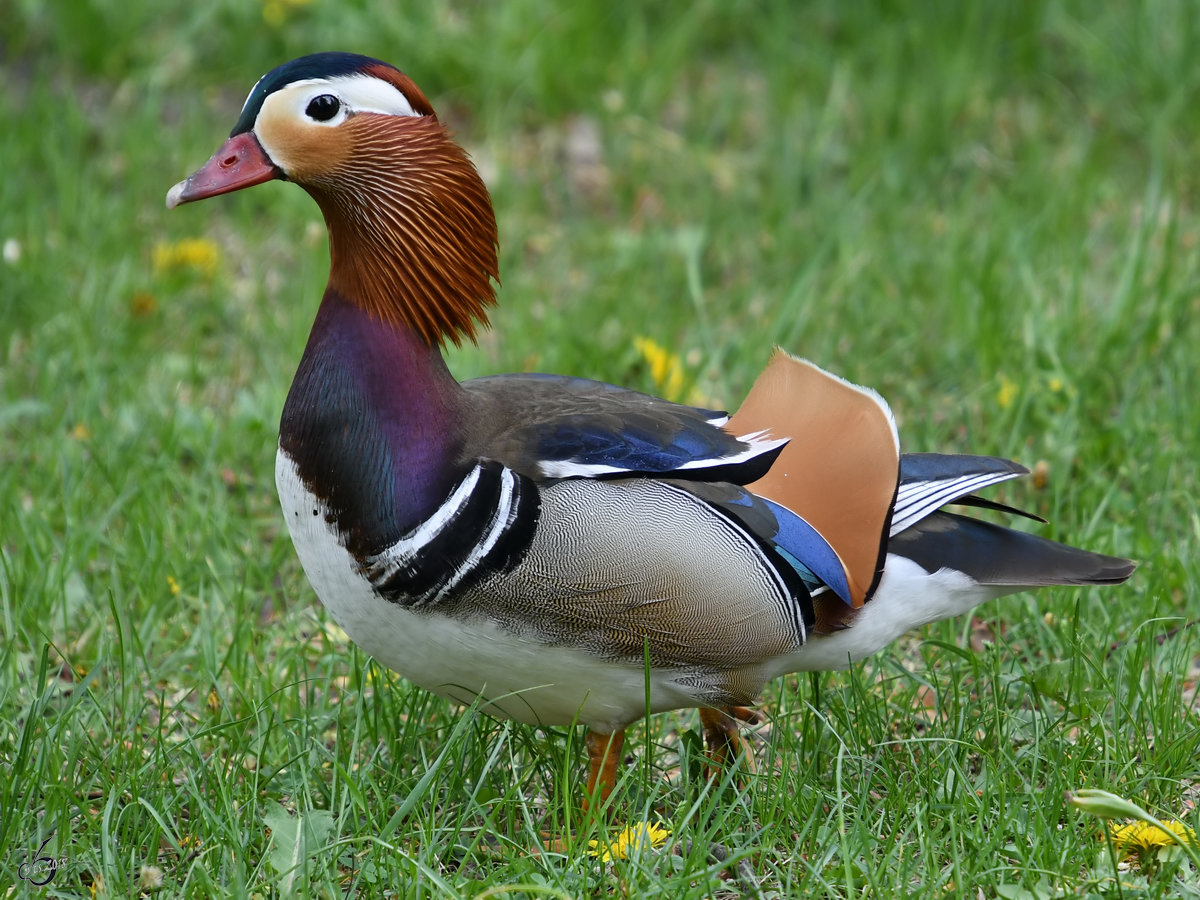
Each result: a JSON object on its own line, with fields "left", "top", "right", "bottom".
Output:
{"left": 167, "top": 52, "right": 1134, "bottom": 803}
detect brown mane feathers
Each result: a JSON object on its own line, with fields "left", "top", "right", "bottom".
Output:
{"left": 311, "top": 115, "right": 499, "bottom": 346}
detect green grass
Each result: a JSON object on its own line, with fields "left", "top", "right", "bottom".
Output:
{"left": 3, "top": 1, "right": 1199, "bottom": 896}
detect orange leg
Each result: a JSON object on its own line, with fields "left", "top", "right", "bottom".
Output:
{"left": 583, "top": 729, "right": 625, "bottom": 812}
{"left": 699, "top": 706, "right": 761, "bottom": 776}
{"left": 541, "top": 729, "right": 625, "bottom": 852}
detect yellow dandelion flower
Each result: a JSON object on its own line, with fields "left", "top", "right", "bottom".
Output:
{"left": 1110, "top": 820, "right": 1198, "bottom": 859}
{"left": 587, "top": 820, "right": 670, "bottom": 862}
{"left": 996, "top": 375, "right": 1018, "bottom": 410}
{"left": 167, "top": 575, "right": 180, "bottom": 596}
{"left": 71, "top": 423, "right": 92, "bottom": 441}
{"left": 1048, "top": 376, "right": 1063, "bottom": 393}
{"left": 634, "top": 336, "right": 687, "bottom": 402}
{"left": 153, "top": 238, "right": 220, "bottom": 276}
{"left": 1070, "top": 788, "right": 1200, "bottom": 869}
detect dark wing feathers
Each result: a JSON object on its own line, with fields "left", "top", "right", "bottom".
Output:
{"left": 465, "top": 373, "right": 777, "bottom": 482}
{"left": 465, "top": 373, "right": 1134, "bottom": 611}
{"left": 465, "top": 371, "right": 849, "bottom": 604}
{"left": 950, "top": 494, "right": 1047, "bottom": 524}
{"left": 899, "top": 452, "right": 1028, "bottom": 485}
{"left": 893, "top": 453, "right": 1032, "bottom": 535}
{"left": 890, "top": 511, "right": 1136, "bottom": 587}
{"left": 894, "top": 453, "right": 1135, "bottom": 587}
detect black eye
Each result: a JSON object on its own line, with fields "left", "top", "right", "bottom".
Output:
{"left": 305, "top": 94, "right": 341, "bottom": 121}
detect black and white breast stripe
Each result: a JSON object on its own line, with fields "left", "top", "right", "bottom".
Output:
{"left": 364, "top": 460, "right": 540, "bottom": 608}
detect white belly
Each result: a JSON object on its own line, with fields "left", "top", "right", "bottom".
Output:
{"left": 275, "top": 450, "right": 698, "bottom": 733}
{"left": 777, "top": 554, "right": 1005, "bottom": 673}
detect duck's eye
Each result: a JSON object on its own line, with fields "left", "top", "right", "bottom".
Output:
{"left": 305, "top": 94, "right": 341, "bottom": 122}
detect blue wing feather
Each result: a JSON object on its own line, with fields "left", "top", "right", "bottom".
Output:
{"left": 760, "top": 497, "right": 853, "bottom": 605}
{"left": 537, "top": 421, "right": 743, "bottom": 473}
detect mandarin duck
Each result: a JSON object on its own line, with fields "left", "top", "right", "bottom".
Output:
{"left": 167, "top": 52, "right": 1135, "bottom": 804}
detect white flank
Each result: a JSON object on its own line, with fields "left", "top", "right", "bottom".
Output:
{"left": 777, "top": 554, "right": 1009, "bottom": 674}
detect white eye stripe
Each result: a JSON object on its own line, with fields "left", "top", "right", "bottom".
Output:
{"left": 276, "top": 75, "right": 422, "bottom": 124}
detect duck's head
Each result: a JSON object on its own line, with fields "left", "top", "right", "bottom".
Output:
{"left": 167, "top": 52, "right": 498, "bottom": 346}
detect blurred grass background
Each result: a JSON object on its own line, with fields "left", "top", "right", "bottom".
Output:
{"left": 2, "top": 1, "right": 1198, "bottom": 896}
